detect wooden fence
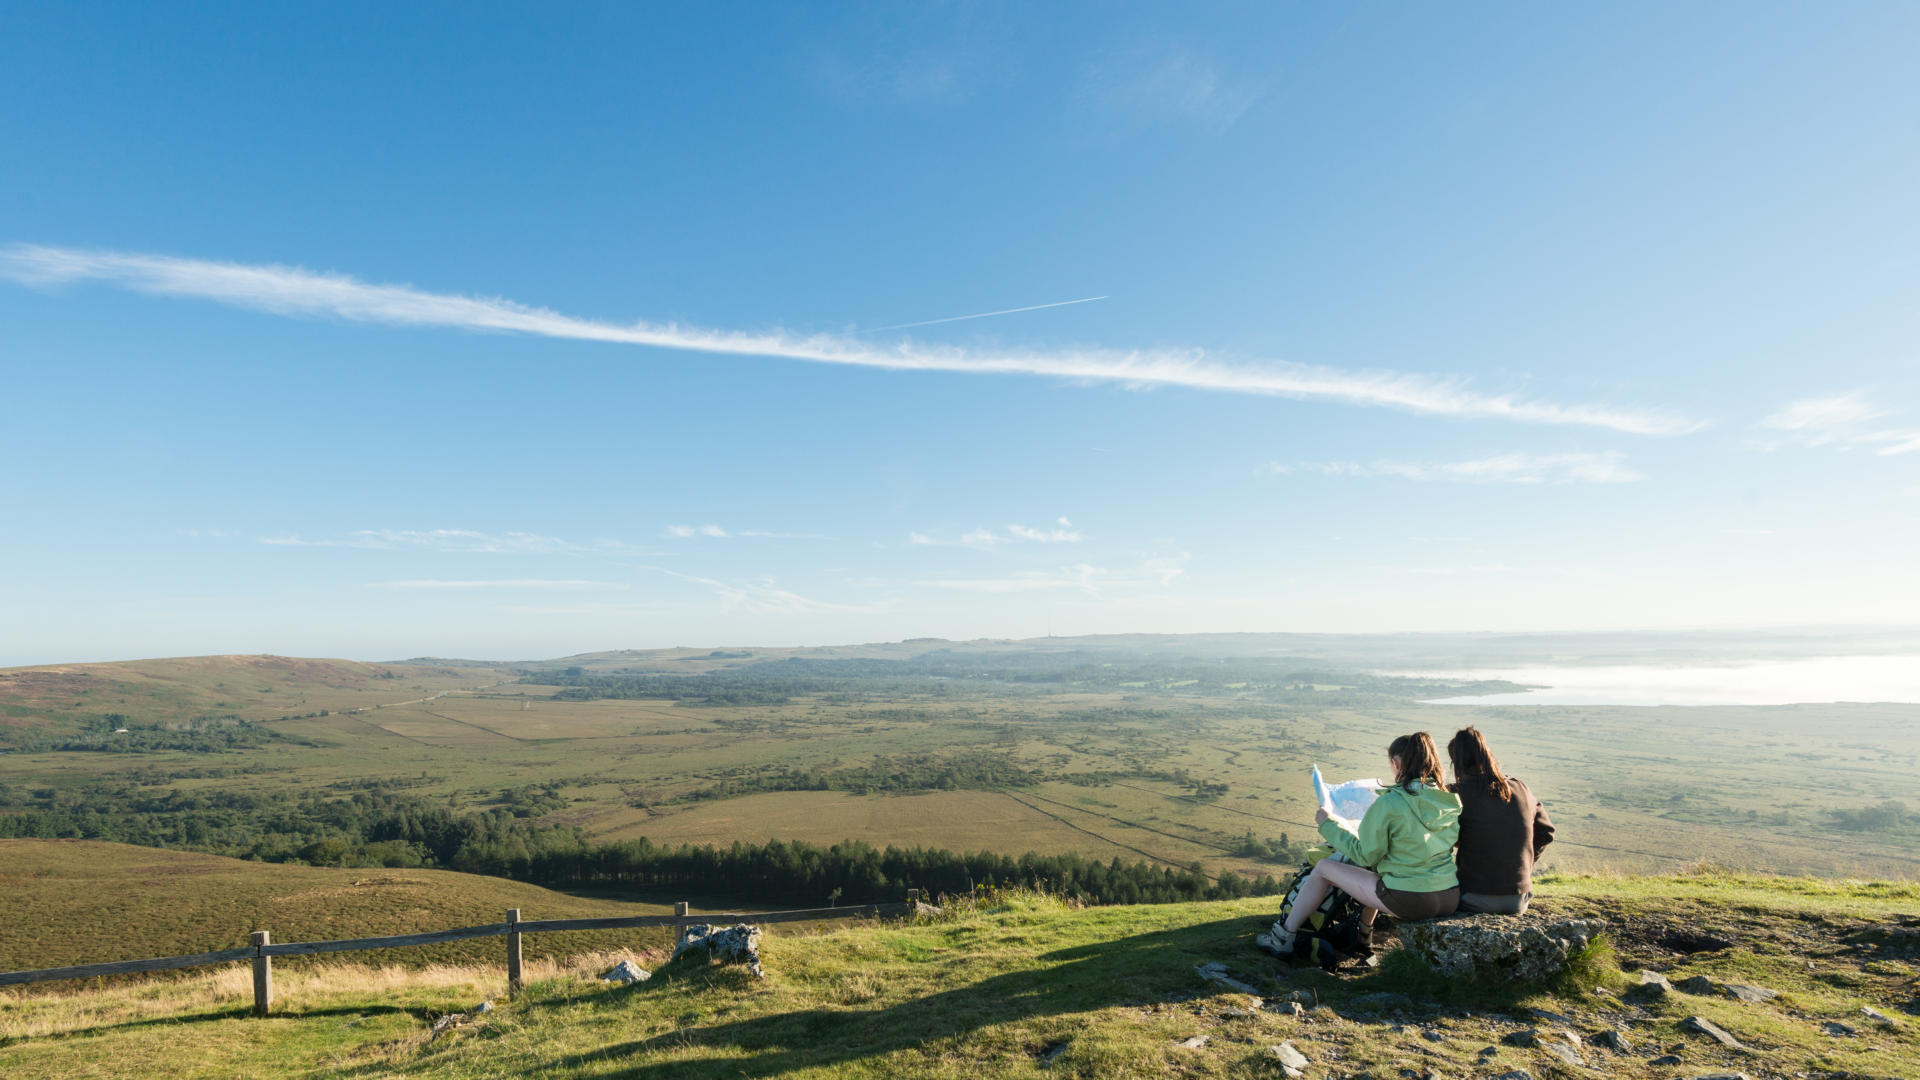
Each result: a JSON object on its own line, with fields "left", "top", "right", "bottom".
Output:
{"left": 0, "top": 892, "right": 925, "bottom": 1015}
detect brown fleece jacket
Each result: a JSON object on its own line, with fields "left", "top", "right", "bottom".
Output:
{"left": 1450, "top": 774, "right": 1554, "bottom": 896}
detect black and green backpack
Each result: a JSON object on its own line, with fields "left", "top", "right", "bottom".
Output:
{"left": 1275, "top": 853, "right": 1374, "bottom": 970}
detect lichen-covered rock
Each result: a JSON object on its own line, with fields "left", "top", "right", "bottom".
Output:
{"left": 673, "top": 923, "right": 766, "bottom": 977}
{"left": 1394, "top": 914, "right": 1605, "bottom": 983}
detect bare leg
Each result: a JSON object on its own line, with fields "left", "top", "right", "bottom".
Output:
{"left": 1283, "top": 860, "right": 1390, "bottom": 933}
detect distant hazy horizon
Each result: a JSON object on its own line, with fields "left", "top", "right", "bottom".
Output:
{"left": 12, "top": 625, "right": 1920, "bottom": 696}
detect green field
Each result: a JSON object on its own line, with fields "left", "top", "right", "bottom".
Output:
{"left": 4, "top": 637, "right": 1916, "bottom": 892}
{"left": 3, "top": 871, "right": 1915, "bottom": 1079}
{"left": 0, "top": 841, "right": 684, "bottom": 974}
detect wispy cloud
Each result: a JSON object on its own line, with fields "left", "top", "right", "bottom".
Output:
{"left": 910, "top": 518, "right": 1084, "bottom": 548}
{"left": 1, "top": 244, "right": 1701, "bottom": 435}
{"left": 641, "top": 566, "right": 893, "bottom": 615}
{"left": 1075, "top": 47, "right": 1263, "bottom": 134}
{"left": 367, "top": 579, "right": 622, "bottom": 590}
{"left": 257, "top": 527, "right": 659, "bottom": 555}
{"left": 663, "top": 524, "right": 828, "bottom": 540}
{"left": 262, "top": 528, "right": 574, "bottom": 553}
{"left": 1008, "top": 518, "right": 1083, "bottom": 543}
{"left": 915, "top": 567, "right": 1101, "bottom": 594}
{"left": 1269, "top": 451, "right": 1644, "bottom": 484}
{"left": 1757, "top": 391, "right": 1920, "bottom": 455}
{"left": 914, "top": 553, "right": 1187, "bottom": 595}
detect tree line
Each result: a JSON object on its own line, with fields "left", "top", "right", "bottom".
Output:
{"left": 0, "top": 780, "right": 1281, "bottom": 906}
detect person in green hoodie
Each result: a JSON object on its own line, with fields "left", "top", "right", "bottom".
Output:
{"left": 1272, "top": 732, "right": 1463, "bottom": 952}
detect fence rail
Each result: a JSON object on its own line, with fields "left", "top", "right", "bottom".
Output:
{"left": 0, "top": 893, "right": 923, "bottom": 1015}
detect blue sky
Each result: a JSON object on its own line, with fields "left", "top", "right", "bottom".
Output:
{"left": 3, "top": 2, "right": 1918, "bottom": 664}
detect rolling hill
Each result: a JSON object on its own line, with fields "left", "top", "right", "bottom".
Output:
{"left": 2, "top": 868, "right": 1915, "bottom": 1079}
{"left": 0, "top": 840, "right": 681, "bottom": 974}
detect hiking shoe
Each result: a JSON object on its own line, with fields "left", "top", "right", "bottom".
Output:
{"left": 1258, "top": 927, "right": 1297, "bottom": 957}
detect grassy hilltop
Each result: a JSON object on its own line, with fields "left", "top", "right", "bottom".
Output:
{"left": 2, "top": 869, "right": 1916, "bottom": 1079}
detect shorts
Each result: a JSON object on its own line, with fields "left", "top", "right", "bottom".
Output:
{"left": 1459, "top": 891, "right": 1530, "bottom": 915}
{"left": 1376, "top": 884, "right": 1460, "bottom": 923}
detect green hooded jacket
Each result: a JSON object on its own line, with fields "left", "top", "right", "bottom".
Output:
{"left": 1316, "top": 780, "right": 1463, "bottom": 892}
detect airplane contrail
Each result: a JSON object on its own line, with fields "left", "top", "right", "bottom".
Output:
{"left": 844, "top": 295, "right": 1110, "bottom": 335}
{"left": 0, "top": 244, "right": 1705, "bottom": 435}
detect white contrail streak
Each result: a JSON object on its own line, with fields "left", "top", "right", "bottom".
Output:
{"left": 0, "top": 244, "right": 1704, "bottom": 435}
{"left": 843, "top": 295, "right": 1110, "bottom": 334}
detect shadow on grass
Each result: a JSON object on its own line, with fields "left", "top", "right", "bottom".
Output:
{"left": 524, "top": 915, "right": 1282, "bottom": 1079}
{"left": 9, "top": 1002, "right": 427, "bottom": 1042}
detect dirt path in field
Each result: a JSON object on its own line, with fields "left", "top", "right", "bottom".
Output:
{"left": 997, "top": 791, "right": 1218, "bottom": 880}
{"left": 354, "top": 682, "right": 508, "bottom": 714}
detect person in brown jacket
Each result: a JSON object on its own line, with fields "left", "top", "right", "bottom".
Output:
{"left": 1446, "top": 727, "right": 1554, "bottom": 914}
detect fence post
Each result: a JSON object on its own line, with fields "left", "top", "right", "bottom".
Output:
{"left": 505, "top": 909, "right": 523, "bottom": 998}
{"left": 250, "top": 931, "right": 272, "bottom": 1017}
{"left": 674, "top": 901, "right": 689, "bottom": 920}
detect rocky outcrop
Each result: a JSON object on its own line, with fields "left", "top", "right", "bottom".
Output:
{"left": 1394, "top": 914, "right": 1604, "bottom": 982}
{"left": 600, "top": 960, "right": 651, "bottom": 984}
{"left": 673, "top": 923, "right": 766, "bottom": 977}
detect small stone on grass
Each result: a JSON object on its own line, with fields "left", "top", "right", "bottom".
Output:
{"left": 1682, "top": 1015, "right": 1746, "bottom": 1050}
{"left": 1269, "top": 1040, "right": 1310, "bottom": 1069}
{"left": 1501, "top": 1030, "right": 1541, "bottom": 1048}
{"left": 1591, "top": 1028, "right": 1631, "bottom": 1051}
{"left": 1542, "top": 1043, "right": 1584, "bottom": 1067}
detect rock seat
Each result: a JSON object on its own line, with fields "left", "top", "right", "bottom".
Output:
{"left": 674, "top": 923, "right": 767, "bottom": 977}
{"left": 1395, "top": 912, "right": 1605, "bottom": 982}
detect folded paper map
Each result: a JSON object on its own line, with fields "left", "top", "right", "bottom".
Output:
{"left": 1311, "top": 764, "right": 1383, "bottom": 828}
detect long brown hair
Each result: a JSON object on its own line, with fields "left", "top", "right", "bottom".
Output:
{"left": 1447, "top": 726, "right": 1513, "bottom": 802}
{"left": 1387, "top": 732, "right": 1446, "bottom": 790}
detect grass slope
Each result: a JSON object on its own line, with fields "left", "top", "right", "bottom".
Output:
{"left": 0, "top": 841, "right": 680, "bottom": 973}
{"left": 3, "top": 872, "right": 1915, "bottom": 1079}
{"left": 0, "top": 654, "right": 500, "bottom": 731}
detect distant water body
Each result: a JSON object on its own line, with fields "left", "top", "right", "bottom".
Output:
{"left": 1416, "top": 654, "right": 1920, "bottom": 706}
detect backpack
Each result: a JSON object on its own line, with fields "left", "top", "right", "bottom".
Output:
{"left": 1272, "top": 854, "right": 1373, "bottom": 970}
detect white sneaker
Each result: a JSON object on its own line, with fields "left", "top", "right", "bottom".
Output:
{"left": 1257, "top": 926, "right": 1297, "bottom": 957}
